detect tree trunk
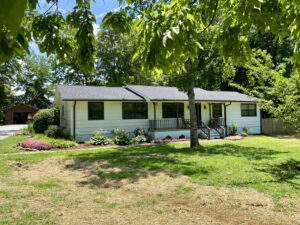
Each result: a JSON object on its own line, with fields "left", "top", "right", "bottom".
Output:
{"left": 185, "top": 58, "right": 200, "bottom": 148}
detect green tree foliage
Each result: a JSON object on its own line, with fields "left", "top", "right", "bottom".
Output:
{"left": 95, "top": 27, "right": 155, "bottom": 86}
{"left": 14, "top": 54, "right": 55, "bottom": 108}
{"left": 1, "top": 0, "right": 96, "bottom": 73}
{"left": 103, "top": 0, "right": 300, "bottom": 148}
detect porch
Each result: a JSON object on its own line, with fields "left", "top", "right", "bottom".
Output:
{"left": 148, "top": 118, "right": 225, "bottom": 140}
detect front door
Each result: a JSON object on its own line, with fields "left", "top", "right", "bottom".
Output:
{"left": 195, "top": 103, "right": 202, "bottom": 126}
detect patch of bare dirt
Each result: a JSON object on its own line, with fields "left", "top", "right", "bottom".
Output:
{"left": 1, "top": 158, "right": 299, "bottom": 225}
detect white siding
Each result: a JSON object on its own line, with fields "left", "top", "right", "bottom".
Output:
{"left": 226, "top": 102, "right": 261, "bottom": 134}
{"left": 62, "top": 100, "right": 260, "bottom": 142}
{"left": 74, "top": 101, "right": 151, "bottom": 142}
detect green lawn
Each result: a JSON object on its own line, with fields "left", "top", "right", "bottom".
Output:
{"left": 0, "top": 136, "right": 27, "bottom": 154}
{"left": 0, "top": 135, "right": 299, "bottom": 224}
{"left": 1, "top": 135, "right": 299, "bottom": 199}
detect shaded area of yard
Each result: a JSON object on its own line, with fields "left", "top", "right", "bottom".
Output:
{"left": 0, "top": 136, "right": 299, "bottom": 224}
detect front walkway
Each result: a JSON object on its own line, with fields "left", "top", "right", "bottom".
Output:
{"left": 0, "top": 124, "right": 27, "bottom": 140}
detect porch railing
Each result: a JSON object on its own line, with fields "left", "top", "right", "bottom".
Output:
{"left": 149, "top": 119, "right": 190, "bottom": 131}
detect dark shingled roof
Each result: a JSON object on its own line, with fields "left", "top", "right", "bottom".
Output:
{"left": 57, "top": 85, "right": 256, "bottom": 102}
{"left": 57, "top": 85, "right": 144, "bottom": 101}
{"left": 127, "top": 85, "right": 256, "bottom": 102}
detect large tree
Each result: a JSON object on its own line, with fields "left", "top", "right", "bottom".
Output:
{"left": 14, "top": 54, "right": 55, "bottom": 108}
{"left": 103, "top": 0, "right": 300, "bottom": 148}
{"left": 95, "top": 27, "right": 155, "bottom": 86}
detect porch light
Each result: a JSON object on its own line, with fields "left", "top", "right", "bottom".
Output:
{"left": 27, "top": 113, "right": 33, "bottom": 120}
{"left": 204, "top": 105, "right": 207, "bottom": 110}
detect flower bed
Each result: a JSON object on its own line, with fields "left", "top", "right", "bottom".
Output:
{"left": 13, "top": 130, "right": 22, "bottom": 136}
{"left": 21, "top": 139, "right": 52, "bottom": 150}
{"left": 152, "top": 138, "right": 190, "bottom": 144}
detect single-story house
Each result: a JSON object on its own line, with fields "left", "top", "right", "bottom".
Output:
{"left": 54, "top": 85, "right": 261, "bottom": 142}
{"left": 3, "top": 104, "right": 39, "bottom": 125}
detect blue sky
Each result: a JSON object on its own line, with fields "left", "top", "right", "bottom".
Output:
{"left": 30, "top": 0, "right": 123, "bottom": 54}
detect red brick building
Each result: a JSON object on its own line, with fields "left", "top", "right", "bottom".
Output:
{"left": 3, "top": 104, "right": 39, "bottom": 125}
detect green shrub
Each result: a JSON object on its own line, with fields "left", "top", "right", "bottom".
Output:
{"left": 165, "top": 135, "right": 172, "bottom": 139}
{"left": 241, "top": 132, "right": 248, "bottom": 137}
{"left": 179, "top": 134, "right": 185, "bottom": 139}
{"left": 20, "top": 123, "right": 35, "bottom": 135}
{"left": 132, "top": 135, "right": 147, "bottom": 144}
{"left": 229, "top": 124, "right": 238, "bottom": 136}
{"left": 112, "top": 129, "right": 131, "bottom": 145}
{"left": 198, "top": 132, "right": 207, "bottom": 139}
{"left": 33, "top": 108, "right": 59, "bottom": 134}
{"left": 34, "top": 134, "right": 77, "bottom": 148}
{"left": 242, "top": 127, "right": 252, "bottom": 135}
{"left": 21, "top": 127, "right": 30, "bottom": 135}
{"left": 89, "top": 132, "right": 110, "bottom": 145}
{"left": 134, "top": 128, "right": 147, "bottom": 137}
{"left": 45, "top": 125, "right": 65, "bottom": 139}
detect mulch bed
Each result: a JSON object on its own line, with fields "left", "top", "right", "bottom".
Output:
{"left": 14, "top": 136, "right": 257, "bottom": 152}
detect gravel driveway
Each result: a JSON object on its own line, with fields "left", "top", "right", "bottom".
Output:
{"left": 0, "top": 124, "right": 28, "bottom": 140}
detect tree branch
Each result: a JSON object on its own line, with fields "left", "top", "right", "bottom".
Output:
{"left": 43, "top": 2, "right": 56, "bottom": 15}
{"left": 199, "top": 0, "right": 219, "bottom": 35}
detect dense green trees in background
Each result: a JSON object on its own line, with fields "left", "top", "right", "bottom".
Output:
{"left": 0, "top": 0, "right": 299, "bottom": 144}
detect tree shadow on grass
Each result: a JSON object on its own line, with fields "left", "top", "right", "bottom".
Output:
{"left": 65, "top": 143, "right": 283, "bottom": 188}
{"left": 255, "top": 159, "right": 300, "bottom": 189}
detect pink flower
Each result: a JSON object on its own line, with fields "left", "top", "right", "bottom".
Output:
{"left": 21, "top": 139, "right": 52, "bottom": 150}
{"left": 14, "top": 130, "right": 22, "bottom": 136}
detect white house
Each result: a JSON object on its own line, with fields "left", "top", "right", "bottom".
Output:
{"left": 54, "top": 85, "right": 261, "bottom": 142}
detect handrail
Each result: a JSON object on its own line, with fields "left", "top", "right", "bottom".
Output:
{"left": 198, "top": 121, "right": 210, "bottom": 140}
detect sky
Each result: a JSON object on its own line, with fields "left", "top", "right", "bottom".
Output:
{"left": 30, "top": 0, "right": 123, "bottom": 55}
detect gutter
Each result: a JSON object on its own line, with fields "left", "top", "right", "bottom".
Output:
{"left": 73, "top": 101, "right": 76, "bottom": 140}
{"left": 125, "top": 86, "right": 151, "bottom": 102}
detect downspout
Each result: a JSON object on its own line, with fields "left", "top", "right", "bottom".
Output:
{"left": 208, "top": 103, "right": 211, "bottom": 121}
{"left": 73, "top": 101, "right": 77, "bottom": 141}
{"left": 153, "top": 102, "right": 157, "bottom": 130}
{"left": 224, "top": 102, "right": 232, "bottom": 136}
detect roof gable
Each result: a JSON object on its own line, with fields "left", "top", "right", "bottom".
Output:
{"left": 57, "top": 85, "right": 144, "bottom": 101}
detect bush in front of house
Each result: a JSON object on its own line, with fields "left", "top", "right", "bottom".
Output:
{"left": 134, "top": 128, "right": 147, "bottom": 137}
{"left": 242, "top": 127, "right": 252, "bottom": 135}
{"left": 133, "top": 128, "right": 153, "bottom": 143}
{"left": 112, "top": 128, "right": 131, "bottom": 145}
{"left": 165, "top": 135, "right": 172, "bottom": 139}
{"left": 179, "top": 134, "right": 185, "bottom": 139}
{"left": 198, "top": 132, "right": 207, "bottom": 139}
{"left": 241, "top": 132, "right": 248, "bottom": 137}
{"left": 229, "top": 124, "right": 238, "bottom": 136}
{"left": 34, "top": 134, "right": 77, "bottom": 148}
{"left": 21, "top": 139, "right": 52, "bottom": 150}
{"left": 132, "top": 135, "right": 147, "bottom": 144}
{"left": 89, "top": 132, "right": 111, "bottom": 145}
{"left": 33, "top": 108, "right": 59, "bottom": 134}
{"left": 45, "top": 125, "right": 66, "bottom": 139}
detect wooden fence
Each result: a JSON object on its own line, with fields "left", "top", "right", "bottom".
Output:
{"left": 262, "top": 118, "right": 296, "bottom": 135}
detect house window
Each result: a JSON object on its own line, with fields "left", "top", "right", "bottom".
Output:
{"left": 212, "top": 104, "right": 222, "bottom": 118}
{"left": 88, "top": 102, "right": 104, "bottom": 120}
{"left": 61, "top": 106, "right": 64, "bottom": 117}
{"left": 241, "top": 104, "right": 257, "bottom": 117}
{"left": 162, "top": 103, "right": 184, "bottom": 118}
{"left": 122, "top": 102, "right": 148, "bottom": 119}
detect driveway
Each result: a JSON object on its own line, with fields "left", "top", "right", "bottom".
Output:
{"left": 0, "top": 124, "right": 28, "bottom": 140}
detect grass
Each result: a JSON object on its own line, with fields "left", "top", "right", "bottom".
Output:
{"left": 0, "top": 136, "right": 27, "bottom": 154}
{"left": 0, "top": 135, "right": 299, "bottom": 224}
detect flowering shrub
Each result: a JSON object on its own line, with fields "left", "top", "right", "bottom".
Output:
{"left": 152, "top": 138, "right": 190, "bottom": 144}
{"left": 14, "top": 130, "right": 22, "bottom": 136}
{"left": 21, "top": 139, "right": 52, "bottom": 150}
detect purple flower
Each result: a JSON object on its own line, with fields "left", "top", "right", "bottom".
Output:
{"left": 21, "top": 139, "right": 52, "bottom": 150}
